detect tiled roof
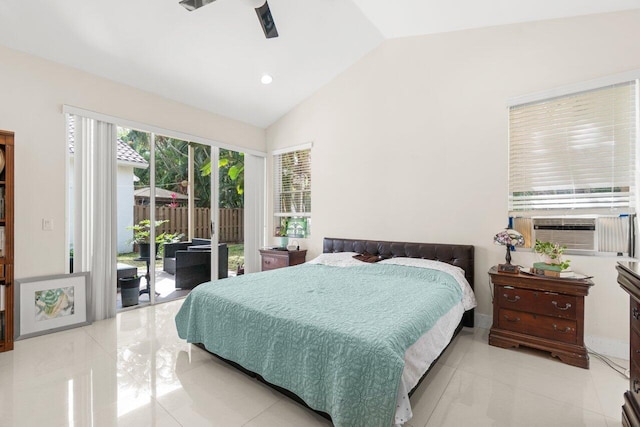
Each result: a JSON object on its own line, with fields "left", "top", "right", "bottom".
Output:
{"left": 134, "top": 187, "right": 191, "bottom": 200}
{"left": 67, "top": 116, "right": 148, "bottom": 167}
{"left": 115, "top": 140, "right": 148, "bottom": 165}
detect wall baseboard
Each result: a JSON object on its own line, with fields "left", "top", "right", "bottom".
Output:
{"left": 585, "top": 335, "right": 629, "bottom": 361}
{"left": 475, "top": 313, "right": 492, "bottom": 329}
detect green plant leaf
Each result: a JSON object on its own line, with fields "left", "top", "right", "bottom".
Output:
{"left": 200, "top": 161, "right": 211, "bottom": 176}
{"left": 229, "top": 165, "right": 240, "bottom": 180}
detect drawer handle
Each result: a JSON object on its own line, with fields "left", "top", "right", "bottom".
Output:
{"left": 551, "top": 301, "right": 572, "bottom": 311}
{"left": 634, "top": 379, "right": 640, "bottom": 394}
{"left": 265, "top": 260, "right": 271, "bottom": 264}
{"left": 634, "top": 307, "right": 640, "bottom": 320}
{"left": 552, "top": 324, "right": 573, "bottom": 334}
{"left": 503, "top": 315, "right": 520, "bottom": 323}
{"left": 503, "top": 294, "right": 520, "bottom": 303}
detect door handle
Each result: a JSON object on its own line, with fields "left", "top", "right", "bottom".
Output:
{"left": 503, "top": 294, "right": 520, "bottom": 303}
{"left": 552, "top": 301, "right": 572, "bottom": 311}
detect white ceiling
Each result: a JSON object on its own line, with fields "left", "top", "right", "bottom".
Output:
{"left": 0, "top": 0, "right": 637, "bottom": 128}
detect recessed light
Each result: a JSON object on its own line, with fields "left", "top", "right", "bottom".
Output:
{"left": 261, "top": 74, "right": 273, "bottom": 85}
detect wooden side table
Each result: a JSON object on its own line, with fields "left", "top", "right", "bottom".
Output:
{"left": 488, "top": 266, "right": 593, "bottom": 368}
{"left": 259, "top": 249, "right": 307, "bottom": 272}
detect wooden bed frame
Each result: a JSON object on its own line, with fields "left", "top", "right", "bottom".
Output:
{"left": 196, "top": 237, "right": 475, "bottom": 422}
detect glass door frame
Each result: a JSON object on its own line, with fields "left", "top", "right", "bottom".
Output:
{"left": 147, "top": 134, "right": 219, "bottom": 304}
{"left": 63, "top": 104, "right": 266, "bottom": 310}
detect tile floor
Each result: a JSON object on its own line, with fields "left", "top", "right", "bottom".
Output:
{"left": 0, "top": 299, "right": 628, "bottom": 426}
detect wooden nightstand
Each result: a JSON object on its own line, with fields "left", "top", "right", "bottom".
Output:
{"left": 488, "top": 266, "right": 593, "bottom": 368}
{"left": 259, "top": 249, "right": 307, "bottom": 272}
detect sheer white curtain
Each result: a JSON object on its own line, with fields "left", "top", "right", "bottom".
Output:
{"left": 244, "top": 154, "right": 266, "bottom": 273}
{"left": 73, "top": 115, "right": 118, "bottom": 321}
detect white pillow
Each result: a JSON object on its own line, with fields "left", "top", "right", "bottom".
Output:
{"left": 378, "top": 257, "right": 477, "bottom": 310}
{"left": 307, "top": 252, "right": 365, "bottom": 267}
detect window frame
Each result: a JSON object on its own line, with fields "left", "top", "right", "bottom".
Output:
{"left": 273, "top": 143, "right": 312, "bottom": 238}
{"left": 507, "top": 72, "right": 639, "bottom": 217}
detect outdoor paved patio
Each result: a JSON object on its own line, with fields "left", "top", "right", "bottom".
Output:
{"left": 117, "top": 268, "right": 236, "bottom": 310}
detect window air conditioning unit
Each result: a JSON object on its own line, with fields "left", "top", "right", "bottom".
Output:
{"left": 533, "top": 218, "right": 596, "bottom": 252}
{"left": 513, "top": 215, "right": 634, "bottom": 256}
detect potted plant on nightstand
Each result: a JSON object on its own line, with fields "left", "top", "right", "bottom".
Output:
{"left": 533, "top": 240, "right": 571, "bottom": 277}
{"left": 275, "top": 218, "right": 289, "bottom": 249}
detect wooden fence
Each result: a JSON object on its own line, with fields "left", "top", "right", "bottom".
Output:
{"left": 133, "top": 206, "right": 244, "bottom": 243}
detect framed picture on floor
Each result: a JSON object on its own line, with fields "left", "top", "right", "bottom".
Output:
{"left": 15, "top": 272, "right": 91, "bottom": 340}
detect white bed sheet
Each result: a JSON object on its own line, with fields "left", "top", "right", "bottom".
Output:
{"left": 395, "top": 301, "right": 465, "bottom": 425}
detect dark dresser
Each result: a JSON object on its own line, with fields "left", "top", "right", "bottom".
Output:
{"left": 617, "top": 262, "right": 640, "bottom": 426}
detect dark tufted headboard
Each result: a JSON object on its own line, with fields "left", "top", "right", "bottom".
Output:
{"left": 323, "top": 237, "right": 475, "bottom": 327}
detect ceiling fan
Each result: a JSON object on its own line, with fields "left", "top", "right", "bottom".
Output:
{"left": 179, "top": 0, "right": 279, "bottom": 39}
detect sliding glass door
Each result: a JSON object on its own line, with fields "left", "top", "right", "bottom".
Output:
{"left": 152, "top": 139, "right": 219, "bottom": 304}
{"left": 115, "top": 131, "right": 250, "bottom": 308}
{"left": 111, "top": 130, "right": 218, "bottom": 308}
{"left": 67, "top": 110, "right": 257, "bottom": 312}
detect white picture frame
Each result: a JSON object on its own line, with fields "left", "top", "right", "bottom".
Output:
{"left": 15, "top": 272, "right": 91, "bottom": 340}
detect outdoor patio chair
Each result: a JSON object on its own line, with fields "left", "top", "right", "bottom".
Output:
{"left": 163, "top": 238, "right": 211, "bottom": 274}
{"left": 163, "top": 240, "right": 229, "bottom": 289}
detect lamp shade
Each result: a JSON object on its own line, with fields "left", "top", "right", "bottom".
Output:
{"left": 494, "top": 229, "right": 525, "bottom": 247}
{"left": 494, "top": 228, "right": 524, "bottom": 273}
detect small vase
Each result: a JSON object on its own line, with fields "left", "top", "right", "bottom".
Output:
{"left": 276, "top": 236, "right": 289, "bottom": 248}
{"left": 536, "top": 253, "right": 552, "bottom": 265}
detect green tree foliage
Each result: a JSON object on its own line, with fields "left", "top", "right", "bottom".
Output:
{"left": 118, "top": 128, "right": 244, "bottom": 208}
{"left": 204, "top": 150, "right": 244, "bottom": 208}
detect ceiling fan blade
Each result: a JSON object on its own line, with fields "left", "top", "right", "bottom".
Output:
{"left": 179, "top": 0, "right": 217, "bottom": 12}
{"left": 255, "top": 1, "right": 279, "bottom": 39}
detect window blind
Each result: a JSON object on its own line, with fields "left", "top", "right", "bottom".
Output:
{"left": 274, "top": 148, "right": 311, "bottom": 217}
{"left": 509, "top": 81, "right": 638, "bottom": 214}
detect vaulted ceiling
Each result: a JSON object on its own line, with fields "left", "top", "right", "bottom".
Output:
{"left": 0, "top": 0, "right": 637, "bottom": 128}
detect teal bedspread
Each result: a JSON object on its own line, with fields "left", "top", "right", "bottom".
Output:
{"left": 175, "top": 263, "right": 463, "bottom": 427}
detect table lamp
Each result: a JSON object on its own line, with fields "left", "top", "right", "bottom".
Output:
{"left": 494, "top": 228, "right": 525, "bottom": 273}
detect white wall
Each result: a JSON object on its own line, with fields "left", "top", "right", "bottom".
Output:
{"left": 266, "top": 10, "right": 640, "bottom": 358}
{"left": 69, "top": 159, "right": 138, "bottom": 254}
{"left": 0, "top": 44, "right": 265, "bottom": 279}
{"left": 116, "top": 164, "right": 136, "bottom": 254}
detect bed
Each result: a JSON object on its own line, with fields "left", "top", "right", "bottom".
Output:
{"left": 175, "top": 237, "right": 475, "bottom": 427}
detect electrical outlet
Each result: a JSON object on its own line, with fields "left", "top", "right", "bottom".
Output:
{"left": 42, "top": 218, "right": 53, "bottom": 231}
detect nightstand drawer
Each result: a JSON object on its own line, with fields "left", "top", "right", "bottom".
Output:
{"left": 498, "top": 286, "right": 577, "bottom": 320}
{"left": 498, "top": 308, "right": 578, "bottom": 344}
{"left": 261, "top": 255, "right": 288, "bottom": 271}
{"left": 260, "top": 249, "right": 307, "bottom": 272}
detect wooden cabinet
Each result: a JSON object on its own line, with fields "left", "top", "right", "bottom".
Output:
{"left": 617, "top": 262, "right": 640, "bottom": 426}
{"left": 488, "top": 266, "right": 593, "bottom": 368}
{"left": 0, "top": 131, "right": 14, "bottom": 353}
{"left": 259, "top": 249, "right": 306, "bottom": 272}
